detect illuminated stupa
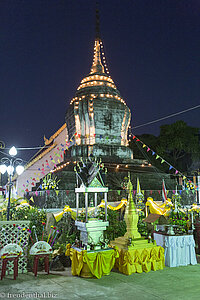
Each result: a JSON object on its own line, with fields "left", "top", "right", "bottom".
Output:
{"left": 65, "top": 9, "right": 133, "bottom": 162}
{"left": 21, "top": 9, "right": 176, "bottom": 208}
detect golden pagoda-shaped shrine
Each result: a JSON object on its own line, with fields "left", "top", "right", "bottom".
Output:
{"left": 110, "top": 176, "right": 155, "bottom": 250}
{"left": 110, "top": 176, "right": 165, "bottom": 275}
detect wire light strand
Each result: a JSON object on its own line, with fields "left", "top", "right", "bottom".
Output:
{"left": 131, "top": 104, "right": 200, "bottom": 130}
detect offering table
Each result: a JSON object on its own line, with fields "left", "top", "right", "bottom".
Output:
{"left": 153, "top": 233, "right": 197, "bottom": 267}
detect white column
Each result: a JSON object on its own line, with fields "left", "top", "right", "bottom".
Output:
{"left": 85, "top": 192, "right": 88, "bottom": 222}
{"left": 94, "top": 192, "right": 97, "bottom": 214}
{"left": 76, "top": 192, "right": 79, "bottom": 220}
{"left": 104, "top": 192, "right": 107, "bottom": 221}
{"left": 198, "top": 176, "right": 200, "bottom": 205}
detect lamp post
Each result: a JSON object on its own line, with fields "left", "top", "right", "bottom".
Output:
{"left": 0, "top": 146, "right": 24, "bottom": 220}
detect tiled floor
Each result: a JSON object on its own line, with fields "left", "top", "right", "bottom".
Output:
{"left": 0, "top": 265, "right": 200, "bottom": 300}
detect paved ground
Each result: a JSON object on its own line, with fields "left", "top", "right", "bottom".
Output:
{"left": 0, "top": 264, "right": 200, "bottom": 300}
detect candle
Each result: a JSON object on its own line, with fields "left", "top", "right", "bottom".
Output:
{"left": 191, "top": 211, "right": 194, "bottom": 230}
{"left": 51, "top": 230, "right": 59, "bottom": 247}
{"left": 175, "top": 185, "right": 178, "bottom": 195}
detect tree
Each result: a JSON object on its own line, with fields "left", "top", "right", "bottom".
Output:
{"left": 156, "top": 121, "right": 200, "bottom": 172}
{"left": 129, "top": 121, "right": 200, "bottom": 173}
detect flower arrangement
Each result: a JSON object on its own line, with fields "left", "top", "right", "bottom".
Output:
{"left": 121, "top": 177, "right": 129, "bottom": 190}
{"left": 10, "top": 206, "right": 47, "bottom": 239}
{"left": 185, "top": 180, "right": 195, "bottom": 190}
{"left": 89, "top": 209, "right": 105, "bottom": 220}
{"left": 172, "top": 193, "right": 182, "bottom": 208}
{"left": 168, "top": 211, "right": 190, "bottom": 234}
{"left": 76, "top": 208, "right": 105, "bottom": 222}
{"left": 77, "top": 208, "right": 86, "bottom": 222}
{"left": 41, "top": 173, "right": 60, "bottom": 190}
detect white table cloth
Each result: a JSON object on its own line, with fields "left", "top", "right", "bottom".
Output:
{"left": 154, "top": 233, "right": 197, "bottom": 267}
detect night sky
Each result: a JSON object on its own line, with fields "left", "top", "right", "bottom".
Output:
{"left": 0, "top": 0, "right": 200, "bottom": 161}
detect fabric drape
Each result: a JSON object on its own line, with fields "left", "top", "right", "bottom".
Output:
{"left": 66, "top": 245, "right": 119, "bottom": 279}
{"left": 116, "top": 246, "right": 165, "bottom": 275}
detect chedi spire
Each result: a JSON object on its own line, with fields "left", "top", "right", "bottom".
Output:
{"left": 90, "top": 39, "right": 105, "bottom": 74}
{"left": 90, "top": 7, "right": 109, "bottom": 75}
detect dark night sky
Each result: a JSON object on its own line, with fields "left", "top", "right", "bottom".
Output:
{"left": 0, "top": 0, "right": 200, "bottom": 161}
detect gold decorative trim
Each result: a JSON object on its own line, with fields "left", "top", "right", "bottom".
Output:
{"left": 44, "top": 123, "right": 66, "bottom": 145}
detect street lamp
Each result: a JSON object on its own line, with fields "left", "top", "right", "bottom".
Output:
{"left": 0, "top": 146, "right": 24, "bottom": 220}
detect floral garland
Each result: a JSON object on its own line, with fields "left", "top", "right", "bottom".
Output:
{"left": 136, "top": 194, "right": 145, "bottom": 210}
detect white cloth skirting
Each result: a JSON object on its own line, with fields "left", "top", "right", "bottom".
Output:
{"left": 153, "top": 233, "right": 197, "bottom": 267}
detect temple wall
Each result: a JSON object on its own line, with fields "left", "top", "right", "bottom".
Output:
{"left": 93, "top": 98, "right": 130, "bottom": 146}
{"left": 70, "top": 144, "right": 133, "bottom": 161}
{"left": 16, "top": 127, "right": 68, "bottom": 197}
{"left": 66, "top": 96, "right": 132, "bottom": 160}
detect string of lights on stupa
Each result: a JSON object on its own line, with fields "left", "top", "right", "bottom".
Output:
{"left": 81, "top": 75, "right": 113, "bottom": 84}
{"left": 90, "top": 39, "right": 110, "bottom": 75}
{"left": 90, "top": 39, "right": 97, "bottom": 74}
{"left": 77, "top": 77, "right": 116, "bottom": 90}
{"left": 70, "top": 93, "right": 126, "bottom": 106}
{"left": 100, "top": 40, "right": 110, "bottom": 75}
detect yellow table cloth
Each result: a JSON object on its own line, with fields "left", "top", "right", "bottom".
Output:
{"left": 66, "top": 245, "right": 119, "bottom": 279}
{"left": 115, "top": 246, "right": 165, "bottom": 275}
